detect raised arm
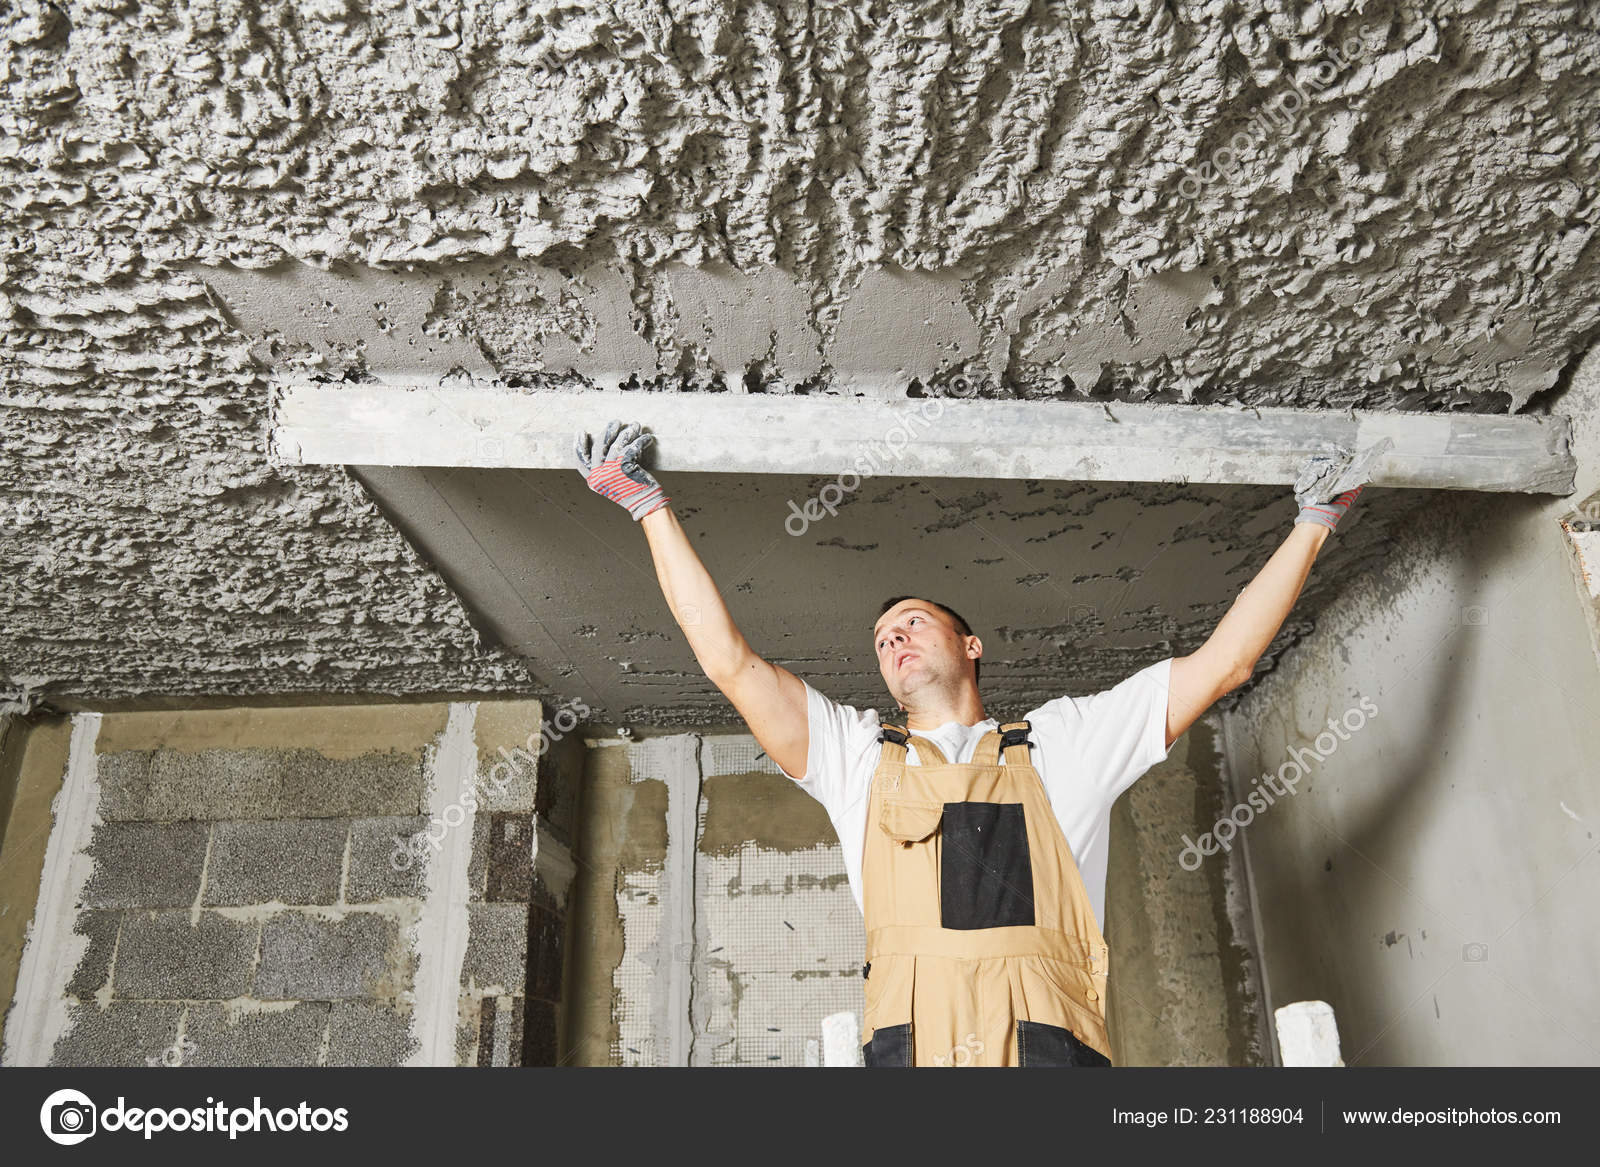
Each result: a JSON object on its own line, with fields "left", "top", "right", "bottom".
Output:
{"left": 1165, "top": 485, "right": 1364, "bottom": 748}
{"left": 575, "top": 421, "right": 811, "bottom": 779}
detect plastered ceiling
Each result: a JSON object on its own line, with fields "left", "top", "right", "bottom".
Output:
{"left": 354, "top": 464, "right": 1426, "bottom": 728}
{"left": 2, "top": 0, "right": 1593, "bottom": 712}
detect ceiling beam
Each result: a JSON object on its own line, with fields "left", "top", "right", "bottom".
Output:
{"left": 272, "top": 381, "right": 1576, "bottom": 494}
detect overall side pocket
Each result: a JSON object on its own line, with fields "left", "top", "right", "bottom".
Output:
{"left": 1016, "top": 1019, "right": 1111, "bottom": 1068}
{"left": 862, "top": 1023, "right": 913, "bottom": 1068}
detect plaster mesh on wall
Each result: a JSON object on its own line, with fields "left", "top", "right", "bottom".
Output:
{"left": 692, "top": 842, "right": 864, "bottom": 1066}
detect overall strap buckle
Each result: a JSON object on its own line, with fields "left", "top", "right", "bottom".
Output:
{"left": 998, "top": 720, "right": 1033, "bottom": 751}
{"left": 878, "top": 724, "right": 910, "bottom": 746}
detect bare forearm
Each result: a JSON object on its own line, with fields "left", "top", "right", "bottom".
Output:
{"left": 1206, "top": 522, "right": 1329, "bottom": 678}
{"left": 639, "top": 506, "right": 750, "bottom": 680}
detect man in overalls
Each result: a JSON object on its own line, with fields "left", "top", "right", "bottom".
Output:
{"left": 577, "top": 420, "right": 1364, "bottom": 1066}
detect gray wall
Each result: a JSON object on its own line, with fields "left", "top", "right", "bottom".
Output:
{"left": 1106, "top": 718, "right": 1266, "bottom": 1065}
{"left": 2, "top": 699, "right": 585, "bottom": 1067}
{"left": 564, "top": 732, "right": 866, "bottom": 1067}
{"left": 1222, "top": 350, "right": 1600, "bottom": 1065}
{"left": 43, "top": 708, "right": 441, "bottom": 1068}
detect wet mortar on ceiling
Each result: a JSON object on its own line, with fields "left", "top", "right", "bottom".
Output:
{"left": 3, "top": 0, "right": 1595, "bottom": 713}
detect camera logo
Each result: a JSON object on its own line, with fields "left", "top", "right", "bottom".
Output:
{"left": 40, "top": 1088, "right": 97, "bottom": 1145}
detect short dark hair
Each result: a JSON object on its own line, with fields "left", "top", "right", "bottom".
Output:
{"left": 876, "top": 596, "right": 980, "bottom": 685}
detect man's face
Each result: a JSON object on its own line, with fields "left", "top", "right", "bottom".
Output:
{"left": 872, "top": 600, "right": 977, "bottom": 704}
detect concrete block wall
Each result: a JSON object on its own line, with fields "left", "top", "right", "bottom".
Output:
{"left": 1, "top": 698, "right": 586, "bottom": 1067}
{"left": 456, "top": 700, "right": 585, "bottom": 1066}
{"left": 4, "top": 700, "right": 1259, "bottom": 1066}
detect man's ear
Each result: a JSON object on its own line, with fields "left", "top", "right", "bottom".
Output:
{"left": 967, "top": 635, "right": 983, "bottom": 660}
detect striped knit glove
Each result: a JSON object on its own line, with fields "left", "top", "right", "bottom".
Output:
{"left": 1295, "top": 485, "right": 1364, "bottom": 532}
{"left": 575, "top": 420, "right": 670, "bottom": 521}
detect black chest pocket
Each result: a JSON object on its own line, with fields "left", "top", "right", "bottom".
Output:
{"left": 940, "top": 801, "right": 1035, "bottom": 929}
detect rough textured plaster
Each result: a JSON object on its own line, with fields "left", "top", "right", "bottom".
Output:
{"left": 4, "top": 0, "right": 1597, "bottom": 705}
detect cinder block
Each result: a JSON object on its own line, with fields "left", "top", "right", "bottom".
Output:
{"left": 485, "top": 812, "right": 535, "bottom": 902}
{"left": 473, "top": 699, "right": 545, "bottom": 814}
{"left": 114, "top": 910, "right": 258, "bottom": 999}
{"left": 537, "top": 730, "right": 588, "bottom": 847}
{"left": 522, "top": 997, "right": 558, "bottom": 1066}
{"left": 461, "top": 903, "right": 528, "bottom": 994}
{"left": 345, "top": 816, "right": 429, "bottom": 902}
{"left": 326, "top": 1000, "right": 418, "bottom": 1066}
{"left": 92, "top": 751, "right": 152, "bottom": 815}
{"left": 256, "top": 911, "right": 406, "bottom": 1000}
{"left": 96, "top": 747, "right": 426, "bottom": 822}
{"left": 526, "top": 905, "right": 565, "bottom": 1003}
{"left": 466, "top": 810, "right": 491, "bottom": 902}
{"left": 183, "top": 1002, "right": 332, "bottom": 1067}
{"left": 203, "top": 819, "right": 346, "bottom": 906}
{"left": 49, "top": 1000, "right": 183, "bottom": 1067}
{"left": 473, "top": 994, "right": 525, "bottom": 1066}
{"left": 454, "top": 1009, "right": 481, "bottom": 1068}
{"left": 81, "top": 820, "right": 209, "bottom": 908}
{"left": 475, "top": 995, "right": 500, "bottom": 1066}
{"left": 64, "top": 909, "right": 121, "bottom": 998}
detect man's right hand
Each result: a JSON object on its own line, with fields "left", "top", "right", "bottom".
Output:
{"left": 575, "top": 420, "right": 670, "bottom": 521}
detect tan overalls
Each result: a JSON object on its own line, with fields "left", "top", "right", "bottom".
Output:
{"left": 860, "top": 720, "right": 1113, "bottom": 1067}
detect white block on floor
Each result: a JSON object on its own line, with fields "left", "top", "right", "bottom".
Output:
{"left": 1275, "top": 1000, "right": 1345, "bottom": 1066}
{"left": 822, "top": 1012, "right": 860, "bottom": 1067}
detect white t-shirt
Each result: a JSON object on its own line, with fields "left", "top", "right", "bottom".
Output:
{"left": 778, "top": 657, "right": 1175, "bottom": 932}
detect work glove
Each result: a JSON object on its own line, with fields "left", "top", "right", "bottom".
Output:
{"left": 1295, "top": 485, "right": 1364, "bottom": 532}
{"left": 1292, "top": 437, "right": 1390, "bottom": 533}
{"left": 574, "top": 420, "right": 670, "bottom": 521}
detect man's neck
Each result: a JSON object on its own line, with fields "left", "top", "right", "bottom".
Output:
{"left": 902, "top": 691, "right": 988, "bottom": 731}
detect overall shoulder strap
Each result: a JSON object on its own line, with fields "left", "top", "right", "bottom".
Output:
{"left": 971, "top": 729, "right": 1004, "bottom": 767}
{"left": 876, "top": 724, "right": 910, "bottom": 765}
{"left": 973, "top": 720, "right": 1033, "bottom": 766}
{"left": 877, "top": 724, "right": 949, "bottom": 766}
{"left": 999, "top": 720, "right": 1034, "bottom": 766}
